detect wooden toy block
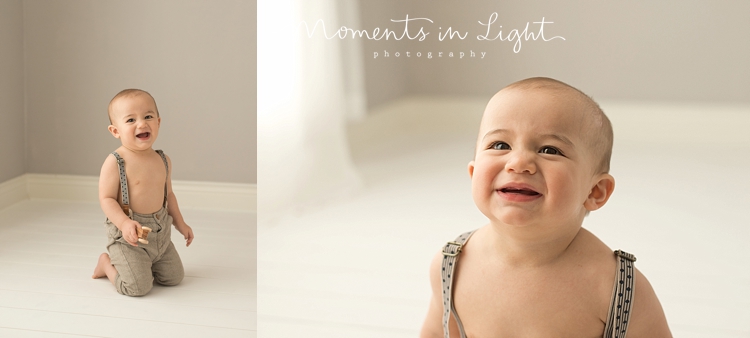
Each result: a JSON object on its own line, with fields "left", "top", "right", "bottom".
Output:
{"left": 137, "top": 226, "right": 152, "bottom": 244}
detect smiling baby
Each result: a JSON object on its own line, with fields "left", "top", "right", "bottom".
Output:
{"left": 92, "top": 89, "right": 194, "bottom": 296}
{"left": 420, "top": 78, "right": 671, "bottom": 338}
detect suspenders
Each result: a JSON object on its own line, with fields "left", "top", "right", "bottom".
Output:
{"left": 112, "top": 151, "right": 132, "bottom": 217}
{"left": 440, "top": 232, "right": 637, "bottom": 338}
{"left": 441, "top": 230, "right": 476, "bottom": 338}
{"left": 111, "top": 149, "right": 169, "bottom": 218}
{"left": 604, "top": 250, "right": 637, "bottom": 338}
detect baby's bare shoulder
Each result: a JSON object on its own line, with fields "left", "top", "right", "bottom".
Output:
{"left": 570, "top": 228, "right": 617, "bottom": 264}
{"left": 626, "top": 268, "right": 672, "bottom": 337}
{"left": 570, "top": 229, "right": 672, "bottom": 336}
{"left": 565, "top": 228, "right": 620, "bottom": 290}
{"left": 99, "top": 153, "right": 120, "bottom": 199}
{"left": 99, "top": 153, "right": 119, "bottom": 182}
{"left": 101, "top": 151, "right": 117, "bottom": 166}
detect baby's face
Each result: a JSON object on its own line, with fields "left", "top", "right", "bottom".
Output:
{"left": 108, "top": 94, "right": 160, "bottom": 152}
{"left": 469, "top": 88, "right": 601, "bottom": 227}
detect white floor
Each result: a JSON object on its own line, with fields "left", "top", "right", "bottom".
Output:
{"left": 0, "top": 199, "right": 256, "bottom": 338}
{"left": 258, "top": 97, "right": 750, "bottom": 337}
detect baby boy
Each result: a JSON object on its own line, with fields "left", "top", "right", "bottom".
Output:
{"left": 92, "top": 89, "right": 194, "bottom": 296}
{"left": 420, "top": 78, "right": 671, "bottom": 337}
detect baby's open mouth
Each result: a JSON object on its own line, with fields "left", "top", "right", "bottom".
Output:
{"left": 499, "top": 188, "right": 540, "bottom": 196}
{"left": 136, "top": 132, "right": 150, "bottom": 139}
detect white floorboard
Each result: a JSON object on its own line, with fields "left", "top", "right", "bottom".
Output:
{"left": 0, "top": 199, "right": 256, "bottom": 338}
{"left": 258, "top": 98, "right": 750, "bottom": 337}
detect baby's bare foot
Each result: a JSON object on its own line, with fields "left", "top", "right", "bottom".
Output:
{"left": 92, "top": 253, "right": 111, "bottom": 279}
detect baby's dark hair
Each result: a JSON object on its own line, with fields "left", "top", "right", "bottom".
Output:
{"left": 505, "top": 77, "right": 614, "bottom": 174}
{"left": 107, "top": 89, "right": 159, "bottom": 124}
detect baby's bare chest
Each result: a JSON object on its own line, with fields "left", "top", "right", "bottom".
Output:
{"left": 119, "top": 155, "right": 167, "bottom": 213}
{"left": 125, "top": 158, "right": 166, "bottom": 189}
{"left": 452, "top": 260, "right": 612, "bottom": 337}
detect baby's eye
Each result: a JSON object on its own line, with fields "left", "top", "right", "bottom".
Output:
{"left": 126, "top": 118, "right": 134, "bottom": 123}
{"left": 489, "top": 142, "right": 511, "bottom": 150}
{"left": 145, "top": 115, "right": 153, "bottom": 119}
{"left": 539, "top": 146, "right": 562, "bottom": 155}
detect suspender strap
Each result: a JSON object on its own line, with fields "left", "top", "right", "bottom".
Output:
{"left": 604, "top": 250, "right": 637, "bottom": 338}
{"left": 111, "top": 151, "right": 131, "bottom": 218}
{"left": 155, "top": 150, "right": 169, "bottom": 208}
{"left": 441, "top": 230, "right": 476, "bottom": 338}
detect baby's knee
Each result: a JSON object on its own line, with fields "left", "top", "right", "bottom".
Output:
{"left": 156, "top": 273, "right": 183, "bottom": 286}
{"left": 155, "top": 265, "right": 184, "bottom": 286}
{"left": 116, "top": 275, "right": 154, "bottom": 297}
{"left": 122, "top": 285, "right": 153, "bottom": 297}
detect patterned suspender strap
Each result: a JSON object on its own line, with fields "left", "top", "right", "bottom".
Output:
{"left": 441, "top": 230, "right": 476, "bottom": 338}
{"left": 604, "top": 250, "right": 637, "bottom": 338}
{"left": 155, "top": 150, "right": 169, "bottom": 208}
{"left": 111, "top": 151, "right": 132, "bottom": 218}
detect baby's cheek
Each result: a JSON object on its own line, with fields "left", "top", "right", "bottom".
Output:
{"left": 477, "top": 167, "right": 498, "bottom": 186}
{"left": 470, "top": 175, "right": 493, "bottom": 208}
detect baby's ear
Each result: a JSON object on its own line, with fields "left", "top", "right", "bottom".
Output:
{"left": 584, "top": 174, "right": 615, "bottom": 211}
{"left": 107, "top": 125, "right": 120, "bottom": 138}
{"left": 468, "top": 161, "right": 475, "bottom": 178}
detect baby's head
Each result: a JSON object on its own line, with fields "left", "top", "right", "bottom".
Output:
{"left": 469, "top": 77, "right": 615, "bottom": 226}
{"left": 107, "top": 89, "right": 161, "bottom": 151}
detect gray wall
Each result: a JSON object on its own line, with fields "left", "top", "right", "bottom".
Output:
{"left": 0, "top": 0, "right": 25, "bottom": 183}
{"left": 360, "top": 1, "right": 750, "bottom": 107}
{"left": 23, "top": 0, "right": 256, "bottom": 183}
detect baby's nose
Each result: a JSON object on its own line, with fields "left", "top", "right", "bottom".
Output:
{"left": 506, "top": 151, "right": 536, "bottom": 174}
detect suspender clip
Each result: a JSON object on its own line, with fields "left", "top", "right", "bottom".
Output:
{"left": 614, "top": 249, "right": 637, "bottom": 262}
{"left": 442, "top": 241, "right": 463, "bottom": 257}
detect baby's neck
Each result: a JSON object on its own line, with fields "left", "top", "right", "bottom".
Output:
{"left": 119, "top": 145, "right": 154, "bottom": 156}
{"left": 485, "top": 222, "right": 583, "bottom": 268}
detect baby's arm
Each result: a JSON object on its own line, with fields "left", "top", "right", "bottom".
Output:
{"left": 625, "top": 268, "right": 672, "bottom": 337}
{"left": 420, "top": 251, "right": 449, "bottom": 338}
{"left": 99, "top": 154, "right": 142, "bottom": 246}
{"left": 164, "top": 155, "right": 194, "bottom": 246}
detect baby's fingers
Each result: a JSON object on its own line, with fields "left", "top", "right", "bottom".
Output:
{"left": 185, "top": 230, "right": 194, "bottom": 247}
{"left": 126, "top": 235, "right": 139, "bottom": 246}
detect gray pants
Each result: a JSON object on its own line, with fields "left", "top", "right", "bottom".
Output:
{"left": 106, "top": 207, "right": 184, "bottom": 296}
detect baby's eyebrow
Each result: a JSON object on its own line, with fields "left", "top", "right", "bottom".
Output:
{"left": 481, "top": 128, "right": 510, "bottom": 141}
{"left": 121, "top": 111, "right": 155, "bottom": 119}
{"left": 482, "top": 129, "right": 574, "bottom": 147}
{"left": 540, "top": 133, "right": 574, "bottom": 147}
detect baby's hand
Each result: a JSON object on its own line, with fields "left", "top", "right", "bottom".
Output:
{"left": 120, "top": 220, "right": 142, "bottom": 246}
{"left": 175, "top": 224, "right": 194, "bottom": 247}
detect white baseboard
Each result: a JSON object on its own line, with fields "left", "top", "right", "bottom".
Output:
{"left": 26, "top": 174, "right": 99, "bottom": 202}
{"left": 0, "top": 175, "right": 29, "bottom": 211}
{"left": 170, "top": 180, "right": 256, "bottom": 212}
{"left": 0, "top": 174, "right": 256, "bottom": 212}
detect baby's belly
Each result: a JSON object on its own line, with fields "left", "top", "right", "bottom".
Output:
{"left": 127, "top": 185, "right": 165, "bottom": 214}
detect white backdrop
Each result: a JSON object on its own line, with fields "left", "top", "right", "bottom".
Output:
{"left": 258, "top": 0, "right": 364, "bottom": 220}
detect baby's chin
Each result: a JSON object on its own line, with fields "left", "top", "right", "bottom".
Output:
{"left": 488, "top": 207, "right": 575, "bottom": 228}
{"left": 492, "top": 217, "right": 538, "bottom": 228}
{"left": 485, "top": 209, "right": 538, "bottom": 227}
{"left": 494, "top": 209, "right": 587, "bottom": 230}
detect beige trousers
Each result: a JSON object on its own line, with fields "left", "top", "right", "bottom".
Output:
{"left": 105, "top": 207, "right": 184, "bottom": 296}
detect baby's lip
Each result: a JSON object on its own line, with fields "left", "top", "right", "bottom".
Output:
{"left": 136, "top": 132, "right": 150, "bottom": 139}
{"left": 497, "top": 182, "right": 541, "bottom": 195}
